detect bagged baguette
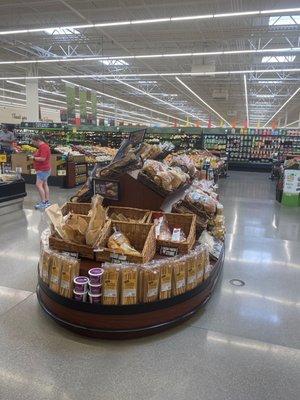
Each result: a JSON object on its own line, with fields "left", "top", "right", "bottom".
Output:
{"left": 59, "top": 257, "right": 80, "bottom": 298}
{"left": 185, "top": 252, "right": 197, "bottom": 291}
{"left": 159, "top": 259, "right": 173, "bottom": 300}
{"left": 86, "top": 195, "right": 107, "bottom": 246}
{"left": 195, "top": 245, "right": 209, "bottom": 284}
{"left": 141, "top": 262, "right": 160, "bottom": 303}
{"left": 120, "top": 264, "right": 139, "bottom": 305}
{"left": 102, "top": 263, "right": 121, "bottom": 305}
{"left": 39, "top": 248, "right": 53, "bottom": 285}
{"left": 49, "top": 255, "right": 63, "bottom": 293}
{"left": 172, "top": 258, "right": 187, "bottom": 296}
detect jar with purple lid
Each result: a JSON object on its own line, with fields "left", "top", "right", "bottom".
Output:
{"left": 73, "top": 290, "right": 88, "bottom": 302}
{"left": 88, "top": 268, "right": 104, "bottom": 285}
{"left": 88, "top": 292, "right": 102, "bottom": 304}
{"left": 89, "top": 282, "right": 102, "bottom": 295}
{"left": 74, "top": 276, "right": 89, "bottom": 292}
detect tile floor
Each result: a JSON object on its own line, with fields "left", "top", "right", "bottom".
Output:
{"left": 0, "top": 172, "right": 299, "bottom": 400}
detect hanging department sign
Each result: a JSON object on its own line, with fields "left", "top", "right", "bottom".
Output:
{"left": 79, "top": 88, "right": 87, "bottom": 124}
{"left": 65, "top": 83, "right": 76, "bottom": 125}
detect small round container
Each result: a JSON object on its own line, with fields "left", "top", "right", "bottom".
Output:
{"left": 88, "top": 292, "right": 102, "bottom": 304}
{"left": 73, "top": 276, "right": 89, "bottom": 292}
{"left": 73, "top": 290, "right": 87, "bottom": 302}
{"left": 89, "top": 282, "right": 102, "bottom": 295}
{"left": 88, "top": 268, "right": 104, "bottom": 285}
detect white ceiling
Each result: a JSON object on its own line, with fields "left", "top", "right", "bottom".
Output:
{"left": 0, "top": 0, "right": 299, "bottom": 127}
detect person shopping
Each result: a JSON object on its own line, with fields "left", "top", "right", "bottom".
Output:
{"left": 31, "top": 134, "right": 51, "bottom": 209}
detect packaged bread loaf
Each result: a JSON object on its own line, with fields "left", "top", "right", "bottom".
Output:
{"left": 141, "top": 262, "right": 160, "bottom": 303}
{"left": 59, "top": 257, "right": 80, "bottom": 298}
{"left": 49, "top": 255, "right": 63, "bottom": 293}
{"left": 172, "top": 258, "right": 187, "bottom": 296}
{"left": 120, "top": 264, "right": 139, "bottom": 305}
{"left": 102, "top": 263, "right": 121, "bottom": 305}
{"left": 195, "top": 245, "right": 209, "bottom": 284}
{"left": 39, "top": 248, "right": 53, "bottom": 285}
{"left": 159, "top": 259, "right": 173, "bottom": 300}
{"left": 185, "top": 252, "right": 197, "bottom": 291}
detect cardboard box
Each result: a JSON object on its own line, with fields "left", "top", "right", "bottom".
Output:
{"left": 11, "top": 154, "right": 33, "bottom": 174}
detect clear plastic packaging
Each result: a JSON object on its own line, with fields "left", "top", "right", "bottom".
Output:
{"left": 172, "top": 258, "right": 187, "bottom": 296}
{"left": 101, "top": 263, "right": 121, "bottom": 305}
{"left": 120, "top": 264, "right": 139, "bottom": 305}
{"left": 140, "top": 262, "right": 160, "bottom": 303}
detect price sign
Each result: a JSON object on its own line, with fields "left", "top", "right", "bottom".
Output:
{"left": 0, "top": 154, "right": 7, "bottom": 163}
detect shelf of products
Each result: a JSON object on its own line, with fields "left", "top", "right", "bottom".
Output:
{"left": 36, "top": 136, "right": 225, "bottom": 339}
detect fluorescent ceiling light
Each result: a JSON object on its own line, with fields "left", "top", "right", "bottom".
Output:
{"left": 44, "top": 27, "right": 80, "bottom": 35}
{"left": 1, "top": 47, "right": 299, "bottom": 66}
{"left": 1, "top": 8, "right": 300, "bottom": 36}
{"left": 138, "top": 80, "right": 157, "bottom": 84}
{"left": 253, "top": 94, "right": 276, "bottom": 98}
{"left": 176, "top": 77, "right": 229, "bottom": 125}
{"left": 255, "top": 80, "right": 283, "bottom": 84}
{"left": 263, "top": 87, "right": 300, "bottom": 126}
{"left": 262, "top": 56, "right": 296, "bottom": 63}
{"left": 243, "top": 75, "right": 249, "bottom": 127}
{"left": 1, "top": 68, "right": 300, "bottom": 81}
{"left": 269, "top": 15, "right": 300, "bottom": 25}
{"left": 100, "top": 59, "right": 129, "bottom": 66}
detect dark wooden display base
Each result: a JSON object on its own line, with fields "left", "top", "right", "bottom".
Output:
{"left": 36, "top": 246, "right": 224, "bottom": 339}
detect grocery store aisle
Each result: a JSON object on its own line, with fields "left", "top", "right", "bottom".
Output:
{"left": 0, "top": 174, "right": 299, "bottom": 400}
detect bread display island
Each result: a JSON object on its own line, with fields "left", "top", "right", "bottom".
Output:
{"left": 36, "top": 130, "right": 226, "bottom": 339}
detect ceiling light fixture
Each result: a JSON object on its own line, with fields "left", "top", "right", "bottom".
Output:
{"left": 175, "top": 77, "right": 229, "bottom": 125}
{"left": 0, "top": 68, "right": 299, "bottom": 80}
{"left": 0, "top": 8, "right": 300, "bottom": 35}
{"left": 243, "top": 75, "right": 250, "bottom": 127}
{"left": 0, "top": 47, "right": 299, "bottom": 65}
{"left": 263, "top": 87, "right": 300, "bottom": 126}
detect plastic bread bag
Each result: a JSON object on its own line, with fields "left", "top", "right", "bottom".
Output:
{"left": 120, "top": 263, "right": 139, "bottom": 305}
{"left": 59, "top": 256, "right": 80, "bottom": 298}
{"left": 140, "top": 261, "right": 160, "bottom": 303}
{"left": 154, "top": 215, "right": 172, "bottom": 241}
{"left": 39, "top": 248, "right": 53, "bottom": 285}
{"left": 172, "top": 257, "right": 187, "bottom": 296}
{"left": 154, "top": 170, "right": 173, "bottom": 191}
{"left": 158, "top": 258, "right": 173, "bottom": 300}
{"left": 49, "top": 254, "right": 63, "bottom": 293}
{"left": 142, "top": 159, "right": 166, "bottom": 178}
{"left": 101, "top": 263, "right": 121, "bottom": 305}
{"left": 107, "top": 228, "right": 141, "bottom": 256}
{"left": 185, "top": 251, "right": 197, "bottom": 291}
{"left": 194, "top": 244, "right": 209, "bottom": 284}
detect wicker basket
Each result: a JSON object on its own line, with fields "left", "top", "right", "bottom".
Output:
{"left": 95, "top": 220, "right": 156, "bottom": 264}
{"left": 61, "top": 202, "right": 91, "bottom": 216}
{"left": 49, "top": 215, "right": 94, "bottom": 260}
{"left": 149, "top": 211, "right": 196, "bottom": 255}
{"left": 107, "top": 206, "right": 151, "bottom": 223}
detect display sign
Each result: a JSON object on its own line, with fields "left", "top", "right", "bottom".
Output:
{"left": 159, "top": 246, "right": 178, "bottom": 257}
{"left": 65, "top": 83, "right": 76, "bottom": 125}
{"left": 79, "top": 88, "right": 87, "bottom": 124}
{"left": 283, "top": 170, "right": 300, "bottom": 194}
{"left": 93, "top": 178, "right": 119, "bottom": 200}
{"left": 128, "top": 129, "right": 146, "bottom": 145}
{"left": 20, "top": 122, "right": 63, "bottom": 129}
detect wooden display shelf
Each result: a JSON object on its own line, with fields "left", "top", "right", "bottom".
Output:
{"left": 36, "top": 245, "right": 224, "bottom": 339}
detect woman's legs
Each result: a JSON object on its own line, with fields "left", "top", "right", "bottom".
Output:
{"left": 43, "top": 179, "right": 50, "bottom": 202}
{"left": 36, "top": 179, "right": 46, "bottom": 202}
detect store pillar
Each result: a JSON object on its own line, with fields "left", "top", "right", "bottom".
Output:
{"left": 26, "top": 76, "right": 39, "bottom": 122}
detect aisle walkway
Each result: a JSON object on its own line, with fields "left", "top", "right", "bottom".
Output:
{"left": 0, "top": 173, "right": 299, "bottom": 400}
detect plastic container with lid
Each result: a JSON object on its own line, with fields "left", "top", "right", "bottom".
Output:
{"left": 88, "top": 292, "right": 102, "bottom": 304}
{"left": 74, "top": 276, "right": 89, "bottom": 292}
{"left": 89, "top": 282, "right": 102, "bottom": 295}
{"left": 73, "top": 290, "right": 87, "bottom": 302}
{"left": 88, "top": 268, "right": 104, "bottom": 285}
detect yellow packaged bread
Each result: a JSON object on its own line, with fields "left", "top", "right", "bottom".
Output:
{"left": 102, "top": 263, "right": 121, "bottom": 305}
{"left": 49, "top": 255, "right": 63, "bottom": 293}
{"left": 141, "top": 263, "right": 160, "bottom": 303}
{"left": 172, "top": 258, "right": 187, "bottom": 296}
{"left": 159, "top": 259, "right": 173, "bottom": 300}
{"left": 120, "top": 265, "right": 138, "bottom": 305}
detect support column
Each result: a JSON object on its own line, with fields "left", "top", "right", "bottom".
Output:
{"left": 26, "top": 69, "right": 39, "bottom": 121}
